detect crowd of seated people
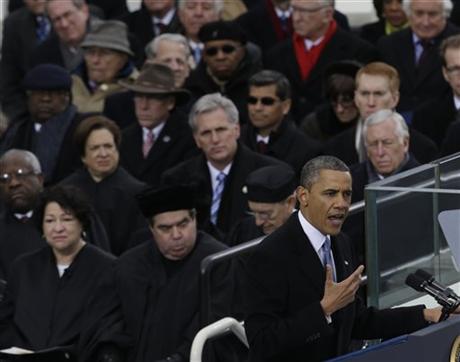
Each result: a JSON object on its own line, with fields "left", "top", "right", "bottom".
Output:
{"left": 1, "top": 0, "right": 460, "bottom": 361}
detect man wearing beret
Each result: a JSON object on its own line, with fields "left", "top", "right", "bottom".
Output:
{"left": 0, "top": 64, "right": 87, "bottom": 185}
{"left": 184, "top": 20, "right": 262, "bottom": 124}
{"left": 106, "top": 184, "right": 228, "bottom": 362}
{"left": 226, "top": 164, "right": 297, "bottom": 245}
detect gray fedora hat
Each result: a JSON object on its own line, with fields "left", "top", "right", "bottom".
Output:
{"left": 119, "top": 63, "right": 190, "bottom": 105}
{"left": 81, "top": 20, "right": 134, "bottom": 56}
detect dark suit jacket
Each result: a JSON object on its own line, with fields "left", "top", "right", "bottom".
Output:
{"left": 243, "top": 212, "right": 428, "bottom": 362}
{"left": 240, "top": 118, "right": 322, "bottom": 175}
{"left": 235, "top": 0, "right": 293, "bottom": 54}
{"left": 265, "top": 27, "right": 378, "bottom": 120}
{"left": 0, "top": 107, "right": 87, "bottom": 185}
{"left": 378, "top": 24, "right": 460, "bottom": 113}
{"left": 0, "top": 7, "right": 41, "bottom": 120}
{"left": 441, "top": 118, "right": 460, "bottom": 156}
{"left": 162, "top": 144, "right": 283, "bottom": 235}
{"left": 120, "top": 7, "right": 183, "bottom": 57}
{"left": 412, "top": 89, "right": 457, "bottom": 147}
{"left": 30, "top": 34, "right": 66, "bottom": 69}
{"left": 119, "top": 111, "right": 198, "bottom": 186}
{"left": 324, "top": 125, "right": 439, "bottom": 166}
{"left": 359, "top": 19, "right": 386, "bottom": 44}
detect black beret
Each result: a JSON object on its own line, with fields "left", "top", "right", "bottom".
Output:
{"left": 244, "top": 165, "right": 297, "bottom": 203}
{"left": 137, "top": 184, "right": 196, "bottom": 218}
{"left": 23, "top": 64, "right": 72, "bottom": 91}
{"left": 323, "top": 60, "right": 362, "bottom": 81}
{"left": 199, "top": 20, "right": 247, "bottom": 44}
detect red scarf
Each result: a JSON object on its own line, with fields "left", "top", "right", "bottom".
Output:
{"left": 293, "top": 20, "right": 337, "bottom": 81}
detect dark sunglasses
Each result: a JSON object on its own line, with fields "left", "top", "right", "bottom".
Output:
{"left": 204, "top": 45, "right": 237, "bottom": 57}
{"left": 247, "top": 96, "right": 279, "bottom": 106}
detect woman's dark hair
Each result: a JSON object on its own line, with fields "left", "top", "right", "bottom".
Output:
{"left": 34, "top": 185, "right": 92, "bottom": 235}
{"left": 324, "top": 74, "right": 355, "bottom": 102}
{"left": 73, "top": 115, "right": 121, "bottom": 157}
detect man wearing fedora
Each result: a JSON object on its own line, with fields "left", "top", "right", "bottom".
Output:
{"left": 71, "top": 19, "right": 138, "bottom": 113}
{"left": 119, "top": 63, "right": 198, "bottom": 186}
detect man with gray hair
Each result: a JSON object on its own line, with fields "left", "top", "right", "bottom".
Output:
{"left": 145, "top": 33, "right": 192, "bottom": 87}
{"left": 265, "top": 0, "right": 378, "bottom": 120}
{"left": 162, "top": 93, "right": 283, "bottom": 238}
{"left": 178, "top": 0, "right": 223, "bottom": 65}
{"left": 378, "top": 0, "right": 459, "bottom": 117}
{"left": 350, "top": 109, "right": 418, "bottom": 203}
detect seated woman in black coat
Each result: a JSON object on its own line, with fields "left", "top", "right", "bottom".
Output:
{"left": 300, "top": 61, "right": 361, "bottom": 143}
{"left": 0, "top": 185, "right": 116, "bottom": 358}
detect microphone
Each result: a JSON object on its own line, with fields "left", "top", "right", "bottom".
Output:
{"left": 414, "top": 269, "right": 459, "bottom": 301}
{"left": 406, "top": 273, "right": 460, "bottom": 321}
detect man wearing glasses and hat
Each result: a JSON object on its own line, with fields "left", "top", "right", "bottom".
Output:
{"left": 226, "top": 164, "right": 297, "bottom": 245}
{"left": 184, "top": 20, "right": 262, "bottom": 124}
{"left": 119, "top": 63, "right": 198, "bottom": 186}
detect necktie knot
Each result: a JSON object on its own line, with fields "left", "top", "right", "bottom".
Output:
{"left": 216, "top": 172, "right": 226, "bottom": 183}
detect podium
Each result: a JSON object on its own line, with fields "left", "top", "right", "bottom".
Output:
{"left": 0, "top": 346, "right": 76, "bottom": 362}
{"left": 328, "top": 316, "right": 460, "bottom": 362}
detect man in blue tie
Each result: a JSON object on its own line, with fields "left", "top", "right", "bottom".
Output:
{"left": 242, "top": 155, "right": 452, "bottom": 362}
{"left": 162, "top": 93, "right": 283, "bottom": 239}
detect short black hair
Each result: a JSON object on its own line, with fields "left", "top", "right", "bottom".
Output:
{"left": 248, "top": 70, "right": 291, "bottom": 100}
{"left": 34, "top": 185, "right": 92, "bottom": 235}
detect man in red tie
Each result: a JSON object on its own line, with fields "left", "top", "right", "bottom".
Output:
{"left": 265, "top": 0, "right": 378, "bottom": 121}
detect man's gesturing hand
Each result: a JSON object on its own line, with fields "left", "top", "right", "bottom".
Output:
{"left": 320, "top": 265, "right": 365, "bottom": 317}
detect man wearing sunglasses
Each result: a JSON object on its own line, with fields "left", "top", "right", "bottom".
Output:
{"left": 240, "top": 70, "right": 321, "bottom": 175}
{"left": 184, "top": 20, "right": 262, "bottom": 124}
{"left": 265, "top": 0, "right": 378, "bottom": 121}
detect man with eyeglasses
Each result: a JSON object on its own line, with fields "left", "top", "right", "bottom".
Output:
{"left": 0, "top": 150, "right": 45, "bottom": 282}
{"left": 240, "top": 70, "right": 321, "bottom": 175}
{"left": 226, "top": 164, "right": 297, "bottom": 245}
{"left": 31, "top": 0, "right": 92, "bottom": 71}
{"left": 324, "top": 62, "right": 438, "bottom": 166}
{"left": 264, "top": 0, "right": 377, "bottom": 121}
{"left": 378, "top": 0, "right": 459, "bottom": 119}
{"left": 415, "top": 34, "right": 460, "bottom": 153}
{"left": 0, "top": 64, "right": 87, "bottom": 185}
{"left": 119, "top": 63, "right": 198, "bottom": 186}
{"left": 184, "top": 20, "right": 262, "bottom": 124}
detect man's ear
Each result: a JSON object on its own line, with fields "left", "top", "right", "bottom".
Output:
{"left": 296, "top": 185, "right": 309, "bottom": 207}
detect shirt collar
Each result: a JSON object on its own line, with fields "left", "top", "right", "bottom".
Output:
{"left": 152, "top": 8, "right": 175, "bottom": 25}
{"left": 453, "top": 94, "right": 460, "bottom": 110}
{"left": 208, "top": 161, "right": 232, "bottom": 190}
{"left": 297, "top": 210, "right": 328, "bottom": 255}
{"left": 275, "top": 6, "right": 292, "bottom": 19}
{"left": 142, "top": 122, "right": 165, "bottom": 142}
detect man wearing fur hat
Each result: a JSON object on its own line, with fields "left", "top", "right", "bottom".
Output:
{"left": 81, "top": 184, "right": 228, "bottom": 362}
{"left": 119, "top": 63, "right": 198, "bottom": 186}
{"left": 71, "top": 20, "right": 138, "bottom": 113}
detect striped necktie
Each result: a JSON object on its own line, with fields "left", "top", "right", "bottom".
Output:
{"left": 143, "top": 129, "right": 154, "bottom": 158}
{"left": 210, "top": 172, "right": 226, "bottom": 224}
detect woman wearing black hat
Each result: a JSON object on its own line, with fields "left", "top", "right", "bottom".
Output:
{"left": 300, "top": 61, "right": 361, "bottom": 144}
